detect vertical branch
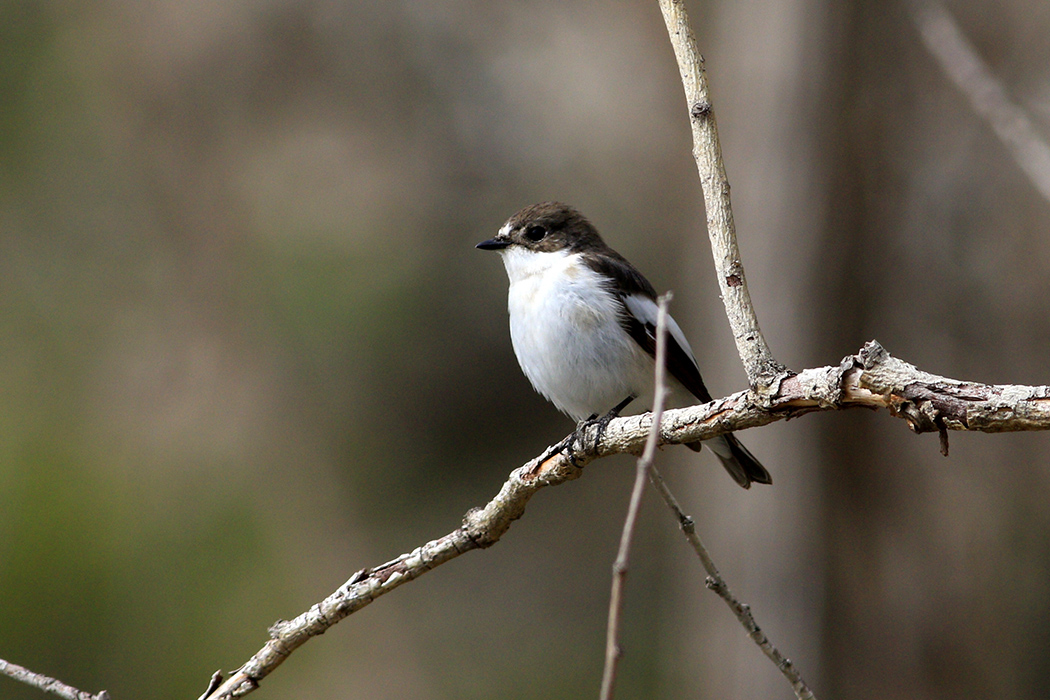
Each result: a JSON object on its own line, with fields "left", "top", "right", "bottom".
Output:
{"left": 657, "top": 0, "right": 785, "bottom": 388}
{"left": 599, "top": 293, "right": 673, "bottom": 700}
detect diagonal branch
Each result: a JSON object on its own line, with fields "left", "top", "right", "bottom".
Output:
{"left": 907, "top": 0, "right": 1050, "bottom": 204}
{"left": 0, "top": 657, "right": 109, "bottom": 700}
{"left": 646, "top": 467, "right": 816, "bottom": 699}
{"left": 200, "top": 340, "right": 1050, "bottom": 699}
{"left": 657, "top": 0, "right": 786, "bottom": 389}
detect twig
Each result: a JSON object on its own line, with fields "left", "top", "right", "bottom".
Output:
{"left": 908, "top": 0, "right": 1050, "bottom": 204}
{"left": 656, "top": 0, "right": 785, "bottom": 389}
{"left": 599, "top": 293, "right": 673, "bottom": 700}
{"left": 200, "top": 341, "right": 1050, "bottom": 699}
{"left": 0, "top": 657, "right": 109, "bottom": 700}
{"left": 646, "top": 467, "right": 816, "bottom": 700}
{"left": 197, "top": 671, "right": 225, "bottom": 700}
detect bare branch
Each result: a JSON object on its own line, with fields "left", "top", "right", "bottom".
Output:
{"left": 657, "top": 0, "right": 785, "bottom": 389}
{"left": 908, "top": 0, "right": 1050, "bottom": 204}
{"left": 646, "top": 467, "right": 816, "bottom": 699}
{"left": 201, "top": 340, "right": 1050, "bottom": 699}
{"left": 0, "top": 658, "right": 109, "bottom": 700}
{"left": 595, "top": 340, "right": 1050, "bottom": 457}
{"left": 599, "top": 293, "right": 672, "bottom": 700}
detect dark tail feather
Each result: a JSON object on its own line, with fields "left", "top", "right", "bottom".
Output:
{"left": 686, "top": 433, "right": 772, "bottom": 489}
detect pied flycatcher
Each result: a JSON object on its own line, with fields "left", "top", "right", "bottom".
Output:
{"left": 477, "top": 202, "right": 771, "bottom": 488}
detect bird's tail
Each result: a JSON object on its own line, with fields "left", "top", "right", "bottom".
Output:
{"left": 686, "top": 433, "right": 772, "bottom": 489}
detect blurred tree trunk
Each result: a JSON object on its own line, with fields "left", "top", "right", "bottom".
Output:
{"left": 814, "top": 1, "right": 1050, "bottom": 699}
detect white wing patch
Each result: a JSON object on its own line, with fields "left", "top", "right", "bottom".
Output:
{"left": 621, "top": 294, "right": 700, "bottom": 370}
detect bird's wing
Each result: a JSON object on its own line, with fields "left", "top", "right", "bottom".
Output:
{"left": 583, "top": 252, "right": 714, "bottom": 403}
{"left": 621, "top": 293, "right": 714, "bottom": 403}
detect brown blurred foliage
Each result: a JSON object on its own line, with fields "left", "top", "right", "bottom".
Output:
{"left": 1, "top": 1, "right": 1048, "bottom": 699}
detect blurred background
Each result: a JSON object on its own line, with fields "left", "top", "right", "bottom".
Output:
{"left": 2, "top": 1, "right": 1049, "bottom": 698}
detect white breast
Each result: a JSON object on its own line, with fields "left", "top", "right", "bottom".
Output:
{"left": 499, "top": 247, "right": 661, "bottom": 421}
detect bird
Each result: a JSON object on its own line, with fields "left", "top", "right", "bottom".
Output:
{"left": 476, "top": 201, "right": 771, "bottom": 488}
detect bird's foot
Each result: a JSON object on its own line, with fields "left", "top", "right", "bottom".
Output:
{"left": 549, "top": 396, "right": 635, "bottom": 466}
{"left": 538, "top": 432, "right": 577, "bottom": 466}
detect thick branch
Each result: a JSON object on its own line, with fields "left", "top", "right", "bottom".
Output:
{"left": 201, "top": 340, "right": 1050, "bottom": 698}
{"left": 594, "top": 341, "right": 1050, "bottom": 459}
{"left": 657, "top": 0, "right": 785, "bottom": 388}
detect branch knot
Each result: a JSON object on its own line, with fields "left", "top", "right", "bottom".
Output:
{"left": 690, "top": 100, "right": 712, "bottom": 119}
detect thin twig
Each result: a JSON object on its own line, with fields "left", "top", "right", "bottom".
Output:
{"left": 646, "top": 468, "right": 816, "bottom": 700}
{"left": 0, "top": 657, "right": 109, "bottom": 700}
{"left": 197, "top": 671, "right": 225, "bottom": 700}
{"left": 908, "top": 0, "right": 1050, "bottom": 204}
{"left": 656, "top": 0, "right": 785, "bottom": 389}
{"left": 599, "top": 293, "right": 673, "bottom": 700}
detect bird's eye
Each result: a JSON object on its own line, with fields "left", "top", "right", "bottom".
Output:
{"left": 523, "top": 224, "right": 547, "bottom": 242}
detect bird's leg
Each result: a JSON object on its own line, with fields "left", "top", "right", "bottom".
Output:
{"left": 566, "top": 395, "right": 636, "bottom": 463}
{"left": 587, "top": 394, "right": 635, "bottom": 446}
{"left": 537, "top": 396, "right": 635, "bottom": 467}
{"left": 538, "top": 433, "right": 578, "bottom": 465}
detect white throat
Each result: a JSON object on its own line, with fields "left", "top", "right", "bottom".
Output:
{"left": 498, "top": 246, "right": 574, "bottom": 285}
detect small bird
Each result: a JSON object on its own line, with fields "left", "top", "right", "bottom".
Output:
{"left": 477, "top": 202, "right": 771, "bottom": 488}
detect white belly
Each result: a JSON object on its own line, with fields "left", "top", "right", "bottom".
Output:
{"left": 502, "top": 248, "right": 659, "bottom": 421}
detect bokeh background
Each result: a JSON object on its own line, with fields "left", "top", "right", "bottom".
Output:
{"left": 3, "top": 1, "right": 1049, "bottom": 698}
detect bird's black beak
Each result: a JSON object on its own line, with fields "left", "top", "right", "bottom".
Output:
{"left": 476, "top": 238, "right": 510, "bottom": 251}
